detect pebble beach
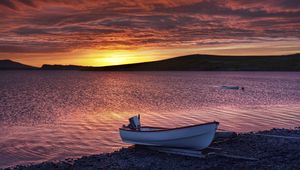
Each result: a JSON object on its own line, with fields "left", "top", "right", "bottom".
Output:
{"left": 4, "top": 127, "right": 300, "bottom": 170}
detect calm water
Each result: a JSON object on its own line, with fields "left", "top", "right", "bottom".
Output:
{"left": 0, "top": 71, "right": 299, "bottom": 168}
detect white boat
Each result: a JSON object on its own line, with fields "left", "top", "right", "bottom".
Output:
{"left": 119, "top": 116, "right": 219, "bottom": 150}
{"left": 221, "top": 85, "right": 240, "bottom": 90}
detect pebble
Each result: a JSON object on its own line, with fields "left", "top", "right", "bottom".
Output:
{"left": 5, "top": 128, "right": 300, "bottom": 170}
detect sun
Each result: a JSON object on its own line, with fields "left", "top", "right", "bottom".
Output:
{"left": 82, "top": 49, "right": 163, "bottom": 67}
{"left": 93, "top": 50, "right": 138, "bottom": 66}
{"left": 102, "top": 55, "right": 127, "bottom": 66}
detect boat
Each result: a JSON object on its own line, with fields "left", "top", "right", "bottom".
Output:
{"left": 119, "top": 115, "right": 219, "bottom": 150}
{"left": 221, "top": 85, "right": 240, "bottom": 90}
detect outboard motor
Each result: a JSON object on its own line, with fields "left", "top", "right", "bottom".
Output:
{"left": 128, "top": 115, "right": 141, "bottom": 130}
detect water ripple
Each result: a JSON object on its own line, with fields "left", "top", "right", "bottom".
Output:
{"left": 0, "top": 71, "right": 299, "bottom": 168}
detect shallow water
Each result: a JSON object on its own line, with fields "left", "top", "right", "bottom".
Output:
{"left": 0, "top": 71, "right": 299, "bottom": 168}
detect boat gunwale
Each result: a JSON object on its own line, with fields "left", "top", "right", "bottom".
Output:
{"left": 119, "top": 121, "right": 219, "bottom": 132}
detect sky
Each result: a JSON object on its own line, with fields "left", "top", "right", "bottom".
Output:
{"left": 0, "top": 0, "right": 300, "bottom": 67}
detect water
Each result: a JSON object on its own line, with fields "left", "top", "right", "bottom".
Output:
{"left": 0, "top": 71, "right": 299, "bottom": 168}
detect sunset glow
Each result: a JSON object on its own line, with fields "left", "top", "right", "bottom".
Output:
{"left": 0, "top": 0, "right": 300, "bottom": 66}
{"left": 97, "top": 50, "right": 149, "bottom": 66}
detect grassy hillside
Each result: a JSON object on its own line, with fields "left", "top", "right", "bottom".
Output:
{"left": 84, "top": 54, "right": 300, "bottom": 71}
{"left": 0, "top": 60, "right": 37, "bottom": 70}
{"left": 2, "top": 54, "right": 300, "bottom": 71}
{"left": 41, "top": 64, "right": 88, "bottom": 70}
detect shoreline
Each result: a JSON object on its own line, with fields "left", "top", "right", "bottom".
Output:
{"left": 4, "top": 127, "right": 300, "bottom": 170}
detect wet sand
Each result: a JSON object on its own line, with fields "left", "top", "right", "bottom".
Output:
{"left": 5, "top": 127, "right": 300, "bottom": 170}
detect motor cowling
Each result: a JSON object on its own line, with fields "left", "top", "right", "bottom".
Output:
{"left": 128, "top": 115, "right": 141, "bottom": 130}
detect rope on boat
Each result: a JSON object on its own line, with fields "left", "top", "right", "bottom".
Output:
{"left": 146, "top": 146, "right": 205, "bottom": 158}
{"left": 208, "top": 152, "right": 259, "bottom": 161}
{"left": 217, "top": 128, "right": 300, "bottom": 140}
{"left": 254, "top": 134, "right": 300, "bottom": 140}
{"left": 146, "top": 146, "right": 258, "bottom": 161}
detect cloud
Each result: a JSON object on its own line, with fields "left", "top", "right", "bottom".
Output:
{"left": 0, "top": 43, "right": 69, "bottom": 53}
{"left": 13, "top": 26, "right": 122, "bottom": 35}
{"left": 13, "top": 27, "right": 52, "bottom": 35}
{"left": 0, "top": 0, "right": 17, "bottom": 10}
{"left": 17, "top": 0, "right": 36, "bottom": 7}
{"left": 0, "top": 0, "right": 299, "bottom": 54}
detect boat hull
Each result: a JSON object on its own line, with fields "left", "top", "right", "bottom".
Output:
{"left": 119, "top": 122, "right": 219, "bottom": 150}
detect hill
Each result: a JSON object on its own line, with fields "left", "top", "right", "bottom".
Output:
{"left": 0, "top": 59, "right": 37, "bottom": 70}
{"left": 41, "top": 64, "right": 87, "bottom": 70}
{"left": 84, "top": 54, "right": 300, "bottom": 71}
{"left": 2, "top": 54, "right": 300, "bottom": 71}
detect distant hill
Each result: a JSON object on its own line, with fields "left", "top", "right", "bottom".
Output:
{"left": 0, "top": 59, "right": 37, "bottom": 70}
{"left": 85, "top": 54, "right": 300, "bottom": 71}
{"left": 41, "top": 64, "right": 88, "bottom": 70}
{"left": 2, "top": 54, "right": 300, "bottom": 71}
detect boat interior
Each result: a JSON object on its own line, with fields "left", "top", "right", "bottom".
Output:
{"left": 121, "top": 126, "right": 165, "bottom": 131}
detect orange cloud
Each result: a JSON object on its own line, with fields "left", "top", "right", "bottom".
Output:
{"left": 0, "top": 0, "right": 300, "bottom": 66}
